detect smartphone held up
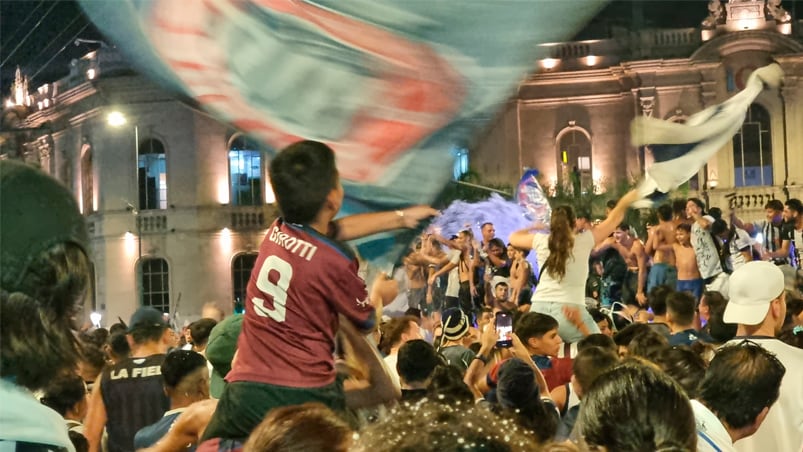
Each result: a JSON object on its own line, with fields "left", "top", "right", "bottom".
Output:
{"left": 495, "top": 311, "right": 513, "bottom": 348}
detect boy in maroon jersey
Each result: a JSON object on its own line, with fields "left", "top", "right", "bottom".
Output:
{"left": 202, "top": 140, "right": 436, "bottom": 441}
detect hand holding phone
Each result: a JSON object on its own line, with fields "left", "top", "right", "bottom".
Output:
{"left": 495, "top": 311, "right": 513, "bottom": 348}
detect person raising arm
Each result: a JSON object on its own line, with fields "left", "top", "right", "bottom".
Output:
{"left": 509, "top": 190, "right": 640, "bottom": 343}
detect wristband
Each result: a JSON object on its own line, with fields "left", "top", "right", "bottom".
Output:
{"left": 474, "top": 354, "right": 489, "bottom": 365}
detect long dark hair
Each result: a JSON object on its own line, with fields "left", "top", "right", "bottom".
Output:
{"left": 544, "top": 205, "right": 576, "bottom": 281}
{"left": 578, "top": 360, "right": 697, "bottom": 451}
{"left": 1, "top": 242, "right": 89, "bottom": 389}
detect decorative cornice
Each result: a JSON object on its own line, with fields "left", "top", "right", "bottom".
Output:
{"left": 519, "top": 92, "right": 632, "bottom": 107}
{"left": 691, "top": 30, "right": 803, "bottom": 61}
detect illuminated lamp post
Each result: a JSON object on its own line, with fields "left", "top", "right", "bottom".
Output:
{"left": 107, "top": 111, "right": 143, "bottom": 305}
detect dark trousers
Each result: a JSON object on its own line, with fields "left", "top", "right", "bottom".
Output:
{"left": 202, "top": 379, "right": 345, "bottom": 441}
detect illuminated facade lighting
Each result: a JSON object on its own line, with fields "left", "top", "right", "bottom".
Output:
{"left": 541, "top": 58, "right": 559, "bottom": 70}
{"left": 107, "top": 111, "right": 127, "bottom": 127}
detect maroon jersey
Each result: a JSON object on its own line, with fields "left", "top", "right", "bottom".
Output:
{"left": 228, "top": 218, "right": 376, "bottom": 388}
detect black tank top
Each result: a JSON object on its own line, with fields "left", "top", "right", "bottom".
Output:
{"left": 101, "top": 354, "right": 169, "bottom": 452}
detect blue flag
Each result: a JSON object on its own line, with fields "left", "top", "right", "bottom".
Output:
{"left": 631, "top": 63, "right": 783, "bottom": 207}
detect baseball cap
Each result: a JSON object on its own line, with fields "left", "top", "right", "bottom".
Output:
{"left": 128, "top": 306, "right": 169, "bottom": 332}
{"left": 0, "top": 160, "right": 90, "bottom": 293}
{"left": 206, "top": 314, "right": 243, "bottom": 398}
{"left": 724, "top": 261, "right": 784, "bottom": 325}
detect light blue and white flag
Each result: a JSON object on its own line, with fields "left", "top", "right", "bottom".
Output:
{"left": 631, "top": 63, "right": 783, "bottom": 207}
{"left": 79, "top": 0, "right": 608, "bottom": 266}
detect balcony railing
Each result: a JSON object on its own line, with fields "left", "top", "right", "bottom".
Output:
{"left": 137, "top": 212, "right": 168, "bottom": 233}
{"left": 694, "top": 185, "right": 803, "bottom": 222}
{"left": 229, "top": 205, "right": 279, "bottom": 230}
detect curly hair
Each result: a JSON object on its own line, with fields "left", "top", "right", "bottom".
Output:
{"left": 543, "top": 205, "right": 576, "bottom": 282}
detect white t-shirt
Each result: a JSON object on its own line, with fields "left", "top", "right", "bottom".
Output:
{"left": 692, "top": 399, "right": 735, "bottom": 452}
{"left": 725, "top": 338, "right": 803, "bottom": 452}
{"left": 692, "top": 216, "right": 722, "bottom": 279}
{"left": 792, "top": 228, "right": 803, "bottom": 268}
{"left": 727, "top": 228, "right": 754, "bottom": 271}
{"left": 445, "top": 249, "right": 461, "bottom": 298}
{"left": 382, "top": 353, "right": 401, "bottom": 390}
{"left": 531, "top": 230, "right": 594, "bottom": 305}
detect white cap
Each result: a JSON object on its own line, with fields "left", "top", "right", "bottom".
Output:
{"left": 724, "top": 261, "right": 784, "bottom": 325}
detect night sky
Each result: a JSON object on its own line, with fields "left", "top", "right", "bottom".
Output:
{"left": 1, "top": 0, "right": 800, "bottom": 96}
{"left": 1, "top": 0, "right": 104, "bottom": 94}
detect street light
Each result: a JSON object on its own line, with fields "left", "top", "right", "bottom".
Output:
{"left": 107, "top": 110, "right": 143, "bottom": 305}
{"left": 107, "top": 111, "right": 127, "bottom": 127}
{"left": 106, "top": 111, "right": 140, "bottom": 203}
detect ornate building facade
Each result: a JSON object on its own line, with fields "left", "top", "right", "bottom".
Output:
{"left": 3, "top": 0, "right": 802, "bottom": 323}
{"left": 2, "top": 50, "right": 275, "bottom": 325}
{"left": 471, "top": 0, "right": 803, "bottom": 217}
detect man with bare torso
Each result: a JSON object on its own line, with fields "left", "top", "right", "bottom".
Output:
{"left": 604, "top": 223, "right": 648, "bottom": 306}
{"left": 645, "top": 204, "right": 677, "bottom": 292}
{"left": 403, "top": 237, "right": 428, "bottom": 311}
{"left": 673, "top": 223, "right": 703, "bottom": 301}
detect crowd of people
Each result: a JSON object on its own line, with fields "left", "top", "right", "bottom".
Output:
{"left": 1, "top": 141, "right": 802, "bottom": 452}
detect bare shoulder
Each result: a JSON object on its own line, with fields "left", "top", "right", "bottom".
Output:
{"left": 659, "top": 222, "right": 676, "bottom": 234}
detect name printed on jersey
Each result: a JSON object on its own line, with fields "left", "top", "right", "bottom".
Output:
{"left": 110, "top": 363, "right": 162, "bottom": 380}
{"left": 269, "top": 225, "right": 318, "bottom": 261}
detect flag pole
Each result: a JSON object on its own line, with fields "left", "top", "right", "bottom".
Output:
{"left": 452, "top": 180, "right": 511, "bottom": 196}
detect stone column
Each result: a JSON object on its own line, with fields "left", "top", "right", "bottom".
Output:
{"left": 633, "top": 87, "right": 656, "bottom": 173}
{"left": 781, "top": 76, "right": 799, "bottom": 189}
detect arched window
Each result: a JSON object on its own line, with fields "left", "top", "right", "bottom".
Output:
{"left": 557, "top": 129, "right": 592, "bottom": 193}
{"left": 733, "top": 104, "right": 772, "bottom": 187}
{"left": 229, "top": 136, "right": 263, "bottom": 206}
{"left": 81, "top": 143, "right": 93, "bottom": 214}
{"left": 452, "top": 146, "right": 469, "bottom": 180}
{"left": 138, "top": 138, "right": 167, "bottom": 210}
{"left": 232, "top": 253, "right": 258, "bottom": 313}
{"left": 140, "top": 257, "right": 170, "bottom": 313}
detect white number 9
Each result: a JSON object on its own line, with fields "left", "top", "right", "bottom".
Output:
{"left": 252, "top": 255, "right": 293, "bottom": 322}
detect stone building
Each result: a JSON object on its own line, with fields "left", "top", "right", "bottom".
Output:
{"left": 471, "top": 0, "right": 803, "bottom": 217}
{"left": 2, "top": 49, "right": 275, "bottom": 325}
{"left": 3, "top": 0, "right": 802, "bottom": 324}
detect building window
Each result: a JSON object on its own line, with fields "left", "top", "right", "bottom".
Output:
{"left": 558, "top": 129, "right": 592, "bottom": 193}
{"left": 733, "top": 104, "right": 772, "bottom": 187}
{"left": 140, "top": 257, "right": 170, "bottom": 313}
{"left": 452, "top": 146, "right": 469, "bottom": 180}
{"left": 229, "top": 135, "right": 263, "bottom": 206}
{"left": 232, "top": 253, "right": 258, "bottom": 313}
{"left": 138, "top": 138, "right": 167, "bottom": 210}
{"left": 81, "top": 143, "right": 93, "bottom": 214}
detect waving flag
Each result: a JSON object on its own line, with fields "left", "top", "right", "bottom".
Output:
{"left": 632, "top": 63, "right": 783, "bottom": 207}
{"left": 79, "top": 0, "right": 608, "bottom": 265}
{"left": 517, "top": 169, "right": 553, "bottom": 225}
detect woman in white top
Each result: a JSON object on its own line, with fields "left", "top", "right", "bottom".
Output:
{"left": 509, "top": 190, "right": 640, "bottom": 343}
